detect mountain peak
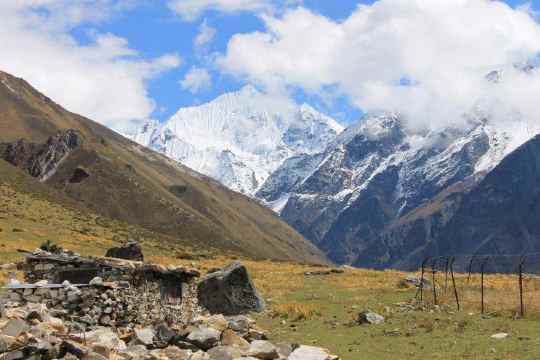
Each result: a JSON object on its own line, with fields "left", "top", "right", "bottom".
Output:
{"left": 132, "top": 89, "right": 342, "bottom": 196}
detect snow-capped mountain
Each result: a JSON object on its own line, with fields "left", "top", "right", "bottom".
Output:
{"left": 128, "top": 85, "right": 343, "bottom": 195}
{"left": 257, "top": 110, "right": 532, "bottom": 268}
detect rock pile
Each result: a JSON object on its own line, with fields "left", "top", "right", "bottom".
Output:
{"left": 0, "top": 303, "right": 340, "bottom": 360}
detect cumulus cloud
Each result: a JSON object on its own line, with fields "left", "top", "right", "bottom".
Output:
{"left": 168, "top": 0, "right": 273, "bottom": 21}
{"left": 0, "top": 1, "right": 181, "bottom": 132}
{"left": 218, "top": 0, "right": 540, "bottom": 134}
{"left": 194, "top": 19, "right": 217, "bottom": 51}
{"left": 180, "top": 67, "right": 212, "bottom": 93}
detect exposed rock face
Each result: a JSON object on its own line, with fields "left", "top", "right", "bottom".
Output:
{"left": 197, "top": 262, "right": 265, "bottom": 316}
{"left": 258, "top": 112, "right": 528, "bottom": 269}
{"left": 105, "top": 241, "right": 144, "bottom": 262}
{"left": 0, "top": 129, "right": 81, "bottom": 181}
{"left": 423, "top": 135, "right": 540, "bottom": 269}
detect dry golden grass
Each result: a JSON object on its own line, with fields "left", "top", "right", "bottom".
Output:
{"left": 271, "top": 302, "right": 321, "bottom": 321}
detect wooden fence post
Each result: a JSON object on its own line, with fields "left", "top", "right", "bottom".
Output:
{"left": 450, "top": 257, "right": 460, "bottom": 311}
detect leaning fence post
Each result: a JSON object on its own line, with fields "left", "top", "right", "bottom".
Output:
{"left": 518, "top": 256, "right": 525, "bottom": 318}
{"left": 450, "top": 257, "right": 460, "bottom": 311}
{"left": 444, "top": 257, "right": 450, "bottom": 293}
{"left": 431, "top": 258, "right": 438, "bottom": 306}
{"left": 419, "top": 258, "right": 429, "bottom": 303}
{"left": 480, "top": 257, "right": 489, "bottom": 314}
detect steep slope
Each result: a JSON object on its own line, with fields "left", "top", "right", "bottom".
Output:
{"left": 259, "top": 111, "right": 528, "bottom": 267}
{"left": 0, "top": 70, "right": 327, "bottom": 264}
{"left": 381, "top": 134, "right": 540, "bottom": 271}
{"left": 128, "top": 85, "right": 343, "bottom": 196}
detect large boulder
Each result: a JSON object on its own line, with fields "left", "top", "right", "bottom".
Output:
{"left": 197, "top": 262, "right": 265, "bottom": 315}
{"left": 105, "top": 241, "right": 144, "bottom": 262}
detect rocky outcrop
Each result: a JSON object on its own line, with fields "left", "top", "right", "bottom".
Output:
{"left": 0, "top": 129, "right": 81, "bottom": 181}
{"left": 197, "top": 262, "right": 265, "bottom": 316}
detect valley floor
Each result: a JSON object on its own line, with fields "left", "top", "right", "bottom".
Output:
{"left": 1, "top": 182, "right": 540, "bottom": 359}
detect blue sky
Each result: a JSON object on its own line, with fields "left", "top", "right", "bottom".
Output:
{"left": 2, "top": 0, "right": 539, "bottom": 131}
{"left": 86, "top": 1, "right": 370, "bottom": 124}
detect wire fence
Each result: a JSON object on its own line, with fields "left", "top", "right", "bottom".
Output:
{"left": 414, "top": 253, "right": 540, "bottom": 317}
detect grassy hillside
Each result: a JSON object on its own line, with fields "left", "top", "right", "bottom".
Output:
{"left": 0, "top": 70, "right": 325, "bottom": 264}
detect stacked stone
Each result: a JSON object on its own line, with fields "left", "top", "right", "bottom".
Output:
{"left": 4, "top": 277, "right": 200, "bottom": 331}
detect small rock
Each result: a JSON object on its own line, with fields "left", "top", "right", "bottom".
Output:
{"left": 207, "top": 345, "right": 243, "bottom": 360}
{"left": 491, "top": 333, "right": 509, "bottom": 340}
{"left": 288, "top": 346, "right": 337, "bottom": 360}
{"left": 227, "top": 315, "right": 253, "bottom": 335}
{"left": 159, "top": 346, "right": 192, "bottom": 360}
{"left": 191, "top": 350, "right": 211, "bottom": 360}
{"left": 133, "top": 327, "right": 155, "bottom": 347}
{"left": 221, "top": 329, "right": 250, "bottom": 350}
{"left": 89, "top": 277, "right": 104, "bottom": 286}
{"left": 154, "top": 323, "right": 177, "bottom": 346}
{"left": 247, "top": 340, "right": 278, "bottom": 360}
{"left": 357, "top": 311, "right": 385, "bottom": 325}
{"left": 187, "top": 327, "right": 221, "bottom": 351}
{"left": 207, "top": 314, "right": 229, "bottom": 332}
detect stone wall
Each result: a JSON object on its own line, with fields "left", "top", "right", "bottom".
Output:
{"left": 4, "top": 279, "right": 200, "bottom": 330}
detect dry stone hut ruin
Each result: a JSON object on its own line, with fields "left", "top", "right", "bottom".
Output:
{"left": 7, "top": 247, "right": 200, "bottom": 328}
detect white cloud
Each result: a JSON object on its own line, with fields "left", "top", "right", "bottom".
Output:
{"left": 180, "top": 67, "right": 212, "bottom": 93}
{"left": 0, "top": 1, "right": 181, "bottom": 132}
{"left": 168, "top": 0, "right": 272, "bottom": 21}
{"left": 218, "top": 0, "right": 540, "bottom": 134}
{"left": 167, "top": 0, "right": 302, "bottom": 21}
{"left": 194, "top": 19, "right": 216, "bottom": 51}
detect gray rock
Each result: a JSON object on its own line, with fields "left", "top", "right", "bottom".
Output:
{"left": 133, "top": 327, "right": 155, "bottom": 347}
{"left": 159, "top": 346, "right": 192, "bottom": 360}
{"left": 191, "top": 351, "right": 211, "bottom": 360}
{"left": 198, "top": 262, "right": 265, "bottom": 316}
{"left": 187, "top": 327, "right": 221, "bottom": 350}
{"left": 154, "top": 324, "right": 176, "bottom": 347}
{"left": 357, "top": 311, "right": 384, "bottom": 325}
{"left": 1, "top": 318, "right": 30, "bottom": 337}
{"left": 246, "top": 340, "right": 278, "bottom": 359}
{"left": 227, "top": 315, "right": 254, "bottom": 334}
{"left": 288, "top": 346, "right": 337, "bottom": 360}
{"left": 1, "top": 349, "right": 24, "bottom": 360}
{"left": 275, "top": 342, "right": 299, "bottom": 358}
{"left": 207, "top": 345, "right": 243, "bottom": 360}
{"left": 89, "top": 277, "right": 104, "bottom": 286}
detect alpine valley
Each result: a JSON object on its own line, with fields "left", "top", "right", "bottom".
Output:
{"left": 130, "top": 69, "right": 540, "bottom": 270}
